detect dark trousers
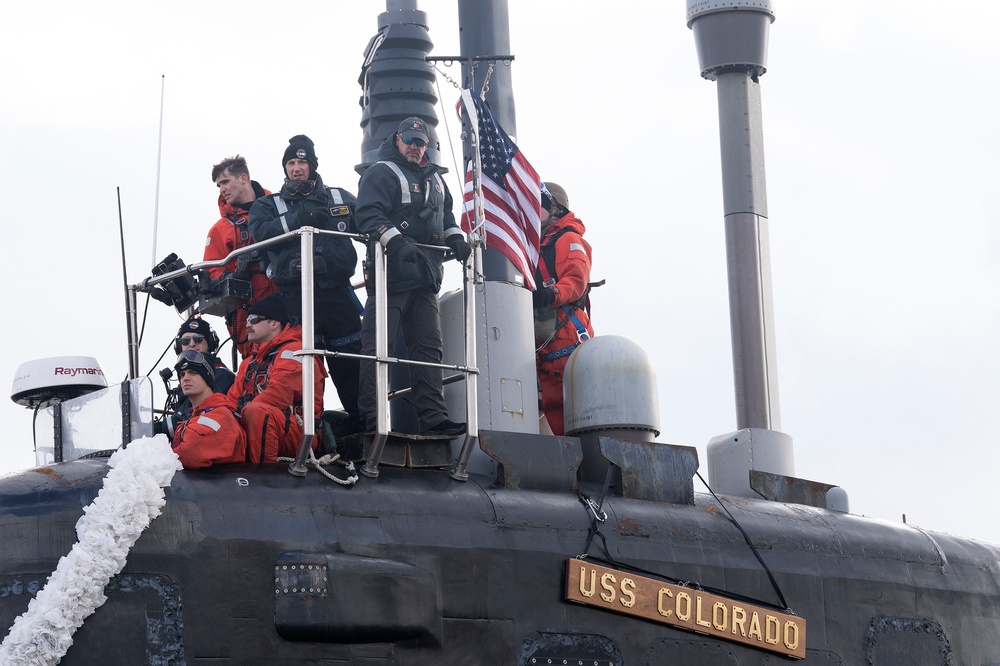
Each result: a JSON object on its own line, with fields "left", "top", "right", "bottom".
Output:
{"left": 358, "top": 287, "right": 449, "bottom": 431}
{"left": 280, "top": 286, "right": 362, "bottom": 420}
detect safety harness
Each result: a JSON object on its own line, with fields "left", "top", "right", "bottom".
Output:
{"left": 321, "top": 290, "right": 365, "bottom": 349}
{"left": 226, "top": 212, "right": 266, "bottom": 279}
{"left": 377, "top": 160, "right": 445, "bottom": 210}
{"left": 238, "top": 339, "right": 295, "bottom": 402}
{"left": 274, "top": 191, "right": 364, "bottom": 347}
{"left": 236, "top": 339, "right": 297, "bottom": 464}
{"left": 536, "top": 228, "right": 591, "bottom": 362}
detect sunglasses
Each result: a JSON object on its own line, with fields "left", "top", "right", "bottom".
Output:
{"left": 179, "top": 334, "right": 206, "bottom": 346}
{"left": 401, "top": 136, "right": 427, "bottom": 147}
{"left": 246, "top": 314, "right": 270, "bottom": 325}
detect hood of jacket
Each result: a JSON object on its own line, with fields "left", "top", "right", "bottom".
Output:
{"left": 541, "top": 211, "right": 586, "bottom": 244}
{"left": 217, "top": 180, "right": 269, "bottom": 218}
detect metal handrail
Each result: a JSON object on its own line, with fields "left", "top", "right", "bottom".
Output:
{"left": 133, "top": 225, "right": 483, "bottom": 481}
{"left": 359, "top": 239, "right": 482, "bottom": 479}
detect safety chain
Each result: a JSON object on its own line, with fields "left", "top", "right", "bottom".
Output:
{"left": 432, "top": 62, "right": 462, "bottom": 91}
{"left": 480, "top": 62, "right": 495, "bottom": 99}
{"left": 430, "top": 59, "right": 493, "bottom": 100}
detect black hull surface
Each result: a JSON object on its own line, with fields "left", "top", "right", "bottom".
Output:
{"left": 2, "top": 457, "right": 999, "bottom": 664}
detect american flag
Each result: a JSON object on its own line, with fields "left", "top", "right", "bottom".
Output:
{"left": 460, "top": 89, "right": 541, "bottom": 290}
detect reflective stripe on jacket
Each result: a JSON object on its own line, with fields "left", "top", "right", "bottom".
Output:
{"left": 172, "top": 392, "right": 247, "bottom": 469}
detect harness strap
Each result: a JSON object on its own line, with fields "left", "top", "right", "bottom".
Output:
{"left": 538, "top": 305, "right": 591, "bottom": 362}
{"left": 274, "top": 196, "right": 291, "bottom": 233}
{"left": 429, "top": 172, "right": 444, "bottom": 205}
{"left": 349, "top": 287, "right": 364, "bottom": 315}
{"left": 536, "top": 227, "right": 592, "bottom": 317}
{"left": 242, "top": 339, "right": 294, "bottom": 389}
{"left": 539, "top": 342, "right": 580, "bottom": 363}
{"left": 226, "top": 214, "right": 266, "bottom": 277}
{"left": 228, "top": 214, "right": 251, "bottom": 244}
{"left": 316, "top": 287, "right": 363, "bottom": 349}
{"left": 324, "top": 330, "right": 362, "bottom": 348}
{"left": 378, "top": 161, "right": 412, "bottom": 205}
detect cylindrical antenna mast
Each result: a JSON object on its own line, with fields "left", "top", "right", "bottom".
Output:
{"left": 688, "top": 0, "right": 779, "bottom": 432}
{"left": 151, "top": 74, "right": 165, "bottom": 268}
{"left": 688, "top": 0, "right": 795, "bottom": 497}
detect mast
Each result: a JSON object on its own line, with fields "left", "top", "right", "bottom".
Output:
{"left": 357, "top": 1, "right": 441, "bottom": 170}
{"left": 457, "top": 0, "right": 516, "bottom": 138}
{"left": 456, "top": 0, "right": 523, "bottom": 285}
{"left": 687, "top": 0, "right": 795, "bottom": 497}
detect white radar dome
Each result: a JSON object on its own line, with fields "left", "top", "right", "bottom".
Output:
{"left": 11, "top": 356, "right": 108, "bottom": 409}
{"left": 564, "top": 336, "right": 660, "bottom": 436}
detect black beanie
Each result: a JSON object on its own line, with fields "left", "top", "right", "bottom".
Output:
{"left": 174, "top": 316, "right": 218, "bottom": 353}
{"left": 174, "top": 351, "right": 215, "bottom": 386}
{"left": 247, "top": 293, "right": 289, "bottom": 326}
{"left": 282, "top": 134, "right": 318, "bottom": 172}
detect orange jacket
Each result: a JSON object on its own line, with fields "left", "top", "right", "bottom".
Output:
{"left": 171, "top": 392, "right": 247, "bottom": 469}
{"left": 204, "top": 182, "right": 279, "bottom": 357}
{"left": 228, "top": 324, "right": 327, "bottom": 421}
{"left": 535, "top": 211, "right": 594, "bottom": 354}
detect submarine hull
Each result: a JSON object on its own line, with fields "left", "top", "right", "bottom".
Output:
{"left": 2, "top": 458, "right": 999, "bottom": 664}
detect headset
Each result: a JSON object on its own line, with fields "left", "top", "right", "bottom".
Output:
{"left": 172, "top": 317, "right": 221, "bottom": 355}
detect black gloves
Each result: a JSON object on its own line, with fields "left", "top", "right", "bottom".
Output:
{"left": 446, "top": 235, "right": 472, "bottom": 262}
{"left": 307, "top": 208, "right": 330, "bottom": 225}
{"left": 532, "top": 286, "right": 555, "bottom": 308}
{"left": 385, "top": 233, "right": 469, "bottom": 263}
{"left": 385, "top": 235, "right": 422, "bottom": 263}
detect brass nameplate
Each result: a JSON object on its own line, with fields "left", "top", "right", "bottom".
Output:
{"left": 564, "top": 559, "right": 806, "bottom": 659}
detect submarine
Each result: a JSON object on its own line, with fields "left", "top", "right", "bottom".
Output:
{"left": 2, "top": 1, "right": 999, "bottom": 664}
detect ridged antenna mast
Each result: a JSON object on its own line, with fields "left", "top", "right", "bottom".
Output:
{"left": 358, "top": 1, "right": 440, "bottom": 171}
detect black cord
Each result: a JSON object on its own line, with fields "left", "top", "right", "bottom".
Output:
{"left": 144, "top": 339, "right": 176, "bottom": 378}
{"left": 696, "top": 470, "right": 790, "bottom": 612}
{"left": 31, "top": 404, "right": 40, "bottom": 456}
{"left": 572, "top": 465, "right": 795, "bottom": 615}
{"left": 137, "top": 292, "right": 152, "bottom": 348}
{"left": 578, "top": 464, "right": 615, "bottom": 560}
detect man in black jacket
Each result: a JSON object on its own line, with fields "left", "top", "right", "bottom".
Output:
{"left": 248, "top": 135, "right": 362, "bottom": 424}
{"left": 355, "top": 117, "right": 470, "bottom": 436}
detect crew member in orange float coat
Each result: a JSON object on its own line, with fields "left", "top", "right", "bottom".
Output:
{"left": 205, "top": 155, "right": 277, "bottom": 359}
{"left": 171, "top": 350, "right": 247, "bottom": 469}
{"left": 533, "top": 182, "right": 594, "bottom": 436}
{"left": 228, "top": 294, "right": 326, "bottom": 463}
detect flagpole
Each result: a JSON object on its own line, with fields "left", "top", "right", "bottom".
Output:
{"left": 471, "top": 106, "right": 486, "bottom": 243}
{"left": 453, "top": 89, "right": 486, "bottom": 480}
{"left": 461, "top": 89, "right": 488, "bottom": 242}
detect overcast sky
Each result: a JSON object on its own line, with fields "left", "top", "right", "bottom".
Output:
{"left": 1, "top": 1, "right": 998, "bottom": 543}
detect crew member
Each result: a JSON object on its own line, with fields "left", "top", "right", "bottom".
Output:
{"left": 249, "top": 135, "right": 362, "bottom": 426}
{"left": 533, "top": 182, "right": 594, "bottom": 436}
{"left": 205, "top": 155, "right": 277, "bottom": 359}
{"left": 355, "top": 117, "right": 470, "bottom": 436}
{"left": 168, "top": 317, "right": 235, "bottom": 436}
{"left": 227, "top": 294, "right": 326, "bottom": 463}
{"left": 171, "top": 350, "right": 247, "bottom": 469}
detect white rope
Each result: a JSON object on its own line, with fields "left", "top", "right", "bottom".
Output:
{"left": 278, "top": 450, "right": 358, "bottom": 487}
{"left": 0, "top": 435, "right": 180, "bottom": 666}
